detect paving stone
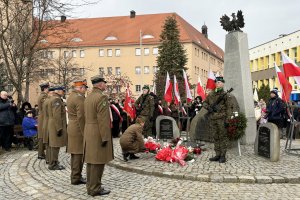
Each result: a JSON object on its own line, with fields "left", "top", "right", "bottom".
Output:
{"left": 238, "top": 175, "right": 256, "bottom": 183}
{"left": 255, "top": 176, "right": 273, "bottom": 184}
{"left": 270, "top": 176, "right": 286, "bottom": 183}
{"left": 210, "top": 174, "right": 224, "bottom": 183}
{"left": 223, "top": 175, "right": 238, "bottom": 183}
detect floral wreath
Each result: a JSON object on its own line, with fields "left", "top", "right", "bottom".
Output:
{"left": 226, "top": 112, "right": 248, "bottom": 141}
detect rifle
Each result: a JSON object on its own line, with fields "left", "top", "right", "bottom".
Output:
{"left": 205, "top": 88, "right": 234, "bottom": 118}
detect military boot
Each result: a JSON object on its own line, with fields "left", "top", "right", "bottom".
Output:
{"left": 209, "top": 155, "right": 220, "bottom": 162}
{"left": 122, "top": 152, "right": 129, "bottom": 162}
{"left": 219, "top": 156, "right": 226, "bottom": 163}
{"left": 129, "top": 153, "right": 139, "bottom": 160}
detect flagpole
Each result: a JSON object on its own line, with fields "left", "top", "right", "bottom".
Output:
{"left": 140, "top": 30, "right": 143, "bottom": 93}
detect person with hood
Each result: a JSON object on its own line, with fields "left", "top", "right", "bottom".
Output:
{"left": 22, "top": 110, "right": 37, "bottom": 150}
{"left": 266, "top": 89, "right": 285, "bottom": 138}
{"left": 120, "top": 116, "right": 146, "bottom": 161}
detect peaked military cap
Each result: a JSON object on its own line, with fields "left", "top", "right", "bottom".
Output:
{"left": 72, "top": 79, "right": 88, "bottom": 88}
{"left": 39, "top": 82, "right": 49, "bottom": 88}
{"left": 91, "top": 75, "right": 107, "bottom": 84}
{"left": 142, "top": 85, "right": 150, "bottom": 90}
{"left": 53, "top": 85, "right": 65, "bottom": 91}
{"left": 215, "top": 76, "right": 225, "bottom": 83}
{"left": 48, "top": 86, "right": 56, "bottom": 91}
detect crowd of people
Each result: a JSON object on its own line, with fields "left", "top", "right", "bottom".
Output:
{"left": 1, "top": 75, "right": 299, "bottom": 197}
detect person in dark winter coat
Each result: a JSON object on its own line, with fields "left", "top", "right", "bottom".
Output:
{"left": 190, "top": 96, "right": 203, "bottom": 120}
{"left": 22, "top": 110, "right": 37, "bottom": 150}
{"left": 111, "top": 99, "right": 123, "bottom": 138}
{"left": 266, "top": 89, "right": 285, "bottom": 138}
{"left": 0, "top": 91, "right": 17, "bottom": 151}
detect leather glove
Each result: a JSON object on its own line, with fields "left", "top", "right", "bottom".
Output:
{"left": 207, "top": 107, "right": 213, "bottom": 113}
{"left": 224, "top": 122, "right": 229, "bottom": 128}
{"left": 57, "top": 129, "right": 63, "bottom": 137}
{"left": 101, "top": 141, "right": 108, "bottom": 147}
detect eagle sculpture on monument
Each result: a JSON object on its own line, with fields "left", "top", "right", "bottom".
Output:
{"left": 220, "top": 10, "right": 245, "bottom": 32}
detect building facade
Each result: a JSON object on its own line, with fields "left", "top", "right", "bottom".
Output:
{"left": 250, "top": 30, "right": 300, "bottom": 95}
{"left": 29, "top": 12, "right": 224, "bottom": 104}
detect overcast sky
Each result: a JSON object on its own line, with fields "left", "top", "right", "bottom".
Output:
{"left": 71, "top": 0, "right": 300, "bottom": 49}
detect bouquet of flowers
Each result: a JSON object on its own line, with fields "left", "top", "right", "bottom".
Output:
{"left": 226, "top": 112, "right": 247, "bottom": 141}
{"left": 144, "top": 137, "right": 161, "bottom": 153}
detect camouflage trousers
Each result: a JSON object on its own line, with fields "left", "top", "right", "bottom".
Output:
{"left": 210, "top": 119, "right": 228, "bottom": 156}
{"left": 141, "top": 115, "right": 153, "bottom": 138}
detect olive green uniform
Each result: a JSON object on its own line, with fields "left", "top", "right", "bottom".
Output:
{"left": 66, "top": 90, "right": 85, "bottom": 184}
{"left": 37, "top": 91, "right": 47, "bottom": 158}
{"left": 134, "top": 94, "right": 154, "bottom": 137}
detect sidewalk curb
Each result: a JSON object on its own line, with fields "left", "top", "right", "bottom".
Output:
{"left": 108, "top": 160, "right": 300, "bottom": 184}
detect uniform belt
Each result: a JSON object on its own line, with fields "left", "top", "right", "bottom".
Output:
{"left": 86, "top": 122, "right": 98, "bottom": 124}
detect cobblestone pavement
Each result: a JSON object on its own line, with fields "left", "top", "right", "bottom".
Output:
{"left": 0, "top": 140, "right": 300, "bottom": 199}
{"left": 111, "top": 139, "right": 300, "bottom": 184}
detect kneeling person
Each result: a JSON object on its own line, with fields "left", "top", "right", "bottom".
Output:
{"left": 120, "top": 116, "right": 146, "bottom": 161}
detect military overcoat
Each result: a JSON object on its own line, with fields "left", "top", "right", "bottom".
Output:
{"left": 42, "top": 96, "right": 50, "bottom": 144}
{"left": 67, "top": 90, "right": 85, "bottom": 154}
{"left": 37, "top": 92, "right": 47, "bottom": 139}
{"left": 83, "top": 87, "right": 113, "bottom": 164}
{"left": 48, "top": 94, "right": 67, "bottom": 147}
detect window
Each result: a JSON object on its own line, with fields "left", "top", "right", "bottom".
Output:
{"left": 45, "top": 68, "right": 55, "bottom": 76}
{"left": 107, "top": 49, "right": 113, "bottom": 57}
{"left": 136, "top": 85, "right": 141, "bottom": 92}
{"left": 107, "top": 67, "right": 112, "bottom": 75}
{"left": 144, "top": 48, "right": 150, "bottom": 56}
{"left": 153, "top": 47, "right": 158, "bottom": 55}
{"left": 99, "top": 49, "right": 104, "bottom": 57}
{"left": 135, "top": 66, "right": 141, "bottom": 74}
{"left": 40, "top": 69, "right": 45, "bottom": 76}
{"left": 153, "top": 66, "right": 158, "bottom": 73}
{"left": 144, "top": 66, "right": 150, "bottom": 74}
{"left": 104, "top": 36, "right": 118, "bottom": 41}
{"left": 72, "top": 50, "right": 76, "bottom": 58}
{"left": 116, "top": 67, "right": 121, "bottom": 75}
{"left": 135, "top": 48, "right": 141, "bottom": 56}
{"left": 7, "top": 84, "right": 13, "bottom": 92}
{"left": 99, "top": 67, "right": 104, "bottom": 77}
{"left": 64, "top": 51, "right": 69, "bottom": 58}
{"left": 79, "top": 68, "right": 85, "bottom": 76}
{"left": 115, "top": 49, "right": 121, "bottom": 57}
{"left": 80, "top": 50, "right": 85, "bottom": 58}
{"left": 71, "top": 68, "right": 77, "bottom": 76}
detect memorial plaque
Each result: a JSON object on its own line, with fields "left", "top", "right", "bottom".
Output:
{"left": 257, "top": 126, "right": 270, "bottom": 158}
{"left": 159, "top": 119, "right": 173, "bottom": 139}
{"left": 156, "top": 116, "right": 180, "bottom": 139}
{"left": 254, "top": 123, "right": 280, "bottom": 162}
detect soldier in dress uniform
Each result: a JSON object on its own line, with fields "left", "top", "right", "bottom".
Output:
{"left": 42, "top": 86, "right": 55, "bottom": 164}
{"left": 37, "top": 82, "right": 49, "bottom": 160}
{"left": 202, "top": 77, "right": 233, "bottom": 163}
{"left": 66, "top": 79, "right": 88, "bottom": 185}
{"left": 48, "top": 86, "right": 67, "bottom": 170}
{"left": 83, "top": 75, "right": 113, "bottom": 197}
{"left": 134, "top": 85, "right": 154, "bottom": 137}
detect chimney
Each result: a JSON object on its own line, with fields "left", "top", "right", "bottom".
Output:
{"left": 61, "top": 16, "right": 66, "bottom": 23}
{"left": 130, "top": 10, "right": 136, "bottom": 18}
{"left": 202, "top": 23, "right": 208, "bottom": 38}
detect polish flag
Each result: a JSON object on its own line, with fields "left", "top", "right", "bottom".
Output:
{"left": 282, "top": 52, "right": 300, "bottom": 86}
{"left": 182, "top": 70, "right": 192, "bottom": 102}
{"left": 164, "top": 72, "right": 173, "bottom": 103}
{"left": 174, "top": 75, "right": 181, "bottom": 105}
{"left": 275, "top": 63, "right": 292, "bottom": 102}
{"left": 206, "top": 70, "right": 216, "bottom": 90}
{"left": 197, "top": 77, "right": 206, "bottom": 100}
{"left": 124, "top": 85, "right": 135, "bottom": 119}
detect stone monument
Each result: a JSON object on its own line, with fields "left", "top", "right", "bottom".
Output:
{"left": 156, "top": 116, "right": 180, "bottom": 139}
{"left": 221, "top": 11, "right": 256, "bottom": 144}
{"left": 254, "top": 123, "right": 280, "bottom": 162}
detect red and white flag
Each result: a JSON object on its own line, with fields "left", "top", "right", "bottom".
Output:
{"left": 158, "top": 105, "right": 163, "bottom": 114}
{"left": 206, "top": 70, "right": 216, "bottom": 90}
{"left": 275, "top": 63, "right": 292, "bottom": 102}
{"left": 164, "top": 72, "right": 173, "bottom": 103}
{"left": 124, "top": 85, "right": 135, "bottom": 119}
{"left": 174, "top": 75, "right": 181, "bottom": 105}
{"left": 282, "top": 52, "right": 300, "bottom": 86}
{"left": 197, "top": 76, "right": 206, "bottom": 100}
{"left": 182, "top": 70, "right": 192, "bottom": 102}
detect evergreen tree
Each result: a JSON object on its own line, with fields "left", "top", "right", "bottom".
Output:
{"left": 257, "top": 83, "right": 270, "bottom": 104}
{"left": 154, "top": 15, "right": 188, "bottom": 103}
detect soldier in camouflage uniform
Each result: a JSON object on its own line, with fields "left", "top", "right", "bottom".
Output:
{"left": 134, "top": 85, "right": 154, "bottom": 137}
{"left": 202, "top": 77, "right": 233, "bottom": 163}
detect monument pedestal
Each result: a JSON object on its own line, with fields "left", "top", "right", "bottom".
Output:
{"left": 223, "top": 31, "right": 256, "bottom": 145}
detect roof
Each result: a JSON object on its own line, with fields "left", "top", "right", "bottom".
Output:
{"left": 44, "top": 13, "right": 224, "bottom": 60}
